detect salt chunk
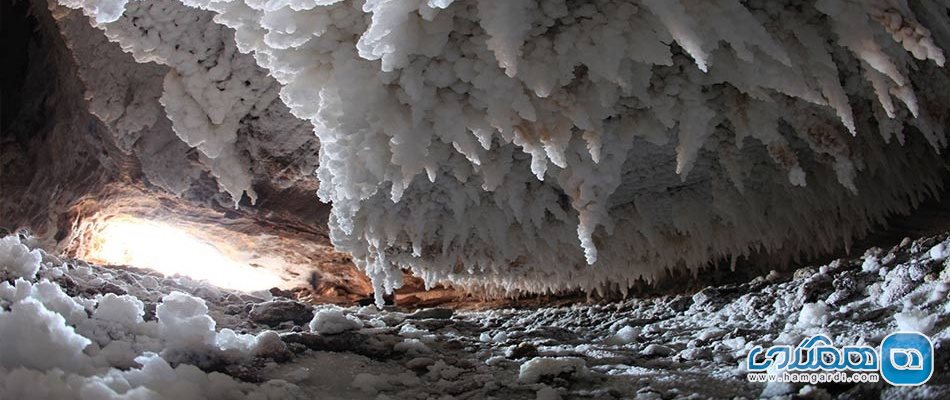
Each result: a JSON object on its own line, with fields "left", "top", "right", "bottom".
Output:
{"left": 796, "top": 301, "right": 829, "bottom": 328}
{"left": 0, "top": 235, "right": 41, "bottom": 280}
{"left": 94, "top": 293, "right": 145, "bottom": 325}
{"left": 309, "top": 306, "right": 362, "bottom": 335}
{"left": 518, "top": 356, "right": 587, "bottom": 383}
{"left": 928, "top": 242, "right": 948, "bottom": 261}
{"left": 607, "top": 325, "right": 640, "bottom": 345}
{"left": 0, "top": 298, "right": 91, "bottom": 372}
{"left": 861, "top": 256, "right": 881, "bottom": 273}
{"left": 894, "top": 309, "right": 937, "bottom": 334}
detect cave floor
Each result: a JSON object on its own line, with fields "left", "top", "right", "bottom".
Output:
{"left": 3, "top": 231, "right": 950, "bottom": 400}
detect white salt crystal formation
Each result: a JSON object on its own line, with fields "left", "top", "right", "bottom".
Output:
{"left": 62, "top": 0, "right": 950, "bottom": 305}
{"left": 309, "top": 305, "right": 363, "bottom": 335}
{"left": 0, "top": 239, "right": 298, "bottom": 399}
{"left": 0, "top": 235, "right": 42, "bottom": 280}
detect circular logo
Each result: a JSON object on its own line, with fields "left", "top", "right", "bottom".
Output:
{"left": 880, "top": 332, "right": 934, "bottom": 386}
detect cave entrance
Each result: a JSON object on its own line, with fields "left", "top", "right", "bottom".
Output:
{"left": 80, "top": 216, "right": 283, "bottom": 292}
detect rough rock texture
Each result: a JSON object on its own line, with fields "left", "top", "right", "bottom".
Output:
{"left": 248, "top": 300, "right": 315, "bottom": 327}
{"left": 1, "top": 227, "right": 949, "bottom": 399}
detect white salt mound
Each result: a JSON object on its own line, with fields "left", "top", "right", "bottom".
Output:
{"left": 0, "top": 235, "right": 41, "bottom": 280}
{"left": 518, "top": 357, "right": 587, "bottom": 383}
{"left": 0, "top": 234, "right": 301, "bottom": 399}
{"left": 609, "top": 325, "right": 640, "bottom": 345}
{"left": 640, "top": 344, "right": 674, "bottom": 356}
{"left": 929, "top": 242, "right": 949, "bottom": 261}
{"left": 0, "top": 297, "right": 92, "bottom": 372}
{"left": 310, "top": 306, "right": 362, "bottom": 335}
{"left": 156, "top": 291, "right": 217, "bottom": 352}
{"left": 861, "top": 256, "right": 881, "bottom": 273}
{"left": 796, "top": 301, "right": 830, "bottom": 328}
{"left": 93, "top": 293, "right": 145, "bottom": 325}
{"left": 894, "top": 309, "right": 937, "bottom": 334}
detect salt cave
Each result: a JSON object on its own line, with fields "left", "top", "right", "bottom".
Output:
{"left": 2, "top": 0, "right": 950, "bottom": 398}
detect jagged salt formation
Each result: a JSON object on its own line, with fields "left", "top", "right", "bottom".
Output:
{"left": 61, "top": 0, "right": 950, "bottom": 304}
{"left": 56, "top": 0, "right": 316, "bottom": 205}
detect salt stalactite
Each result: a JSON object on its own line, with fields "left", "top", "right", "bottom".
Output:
{"left": 60, "top": 0, "right": 277, "bottom": 206}
{"left": 62, "top": 0, "right": 950, "bottom": 306}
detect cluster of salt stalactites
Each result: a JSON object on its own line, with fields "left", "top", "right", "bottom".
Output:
{"left": 57, "top": 0, "right": 285, "bottom": 206}
{"left": 61, "top": 0, "right": 950, "bottom": 305}
{"left": 51, "top": 0, "right": 321, "bottom": 204}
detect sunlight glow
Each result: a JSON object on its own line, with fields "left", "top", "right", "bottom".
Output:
{"left": 87, "top": 217, "right": 283, "bottom": 292}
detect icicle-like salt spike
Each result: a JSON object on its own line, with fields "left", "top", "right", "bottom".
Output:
{"left": 790, "top": 21, "right": 857, "bottom": 134}
{"left": 642, "top": 0, "right": 709, "bottom": 72}
{"left": 865, "top": 65, "right": 898, "bottom": 118}
{"left": 673, "top": 89, "right": 716, "bottom": 179}
{"left": 477, "top": 0, "right": 534, "bottom": 78}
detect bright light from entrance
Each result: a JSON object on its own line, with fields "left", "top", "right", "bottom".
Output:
{"left": 87, "top": 217, "right": 283, "bottom": 292}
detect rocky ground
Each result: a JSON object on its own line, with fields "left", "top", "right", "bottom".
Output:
{"left": 1, "top": 229, "right": 949, "bottom": 399}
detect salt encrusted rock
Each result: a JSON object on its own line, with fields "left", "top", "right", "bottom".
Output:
{"left": 505, "top": 342, "right": 539, "bottom": 359}
{"left": 518, "top": 357, "right": 588, "bottom": 384}
{"left": 678, "top": 347, "right": 711, "bottom": 361}
{"left": 691, "top": 288, "right": 721, "bottom": 307}
{"left": 309, "top": 306, "right": 363, "bottom": 335}
{"left": 640, "top": 344, "right": 675, "bottom": 357}
{"left": 797, "top": 274, "right": 833, "bottom": 304}
{"left": 879, "top": 263, "right": 930, "bottom": 306}
{"left": 666, "top": 296, "right": 693, "bottom": 313}
{"left": 249, "top": 300, "right": 315, "bottom": 327}
{"left": 252, "top": 330, "right": 292, "bottom": 361}
{"left": 826, "top": 275, "right": 858, "bottom": 306}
